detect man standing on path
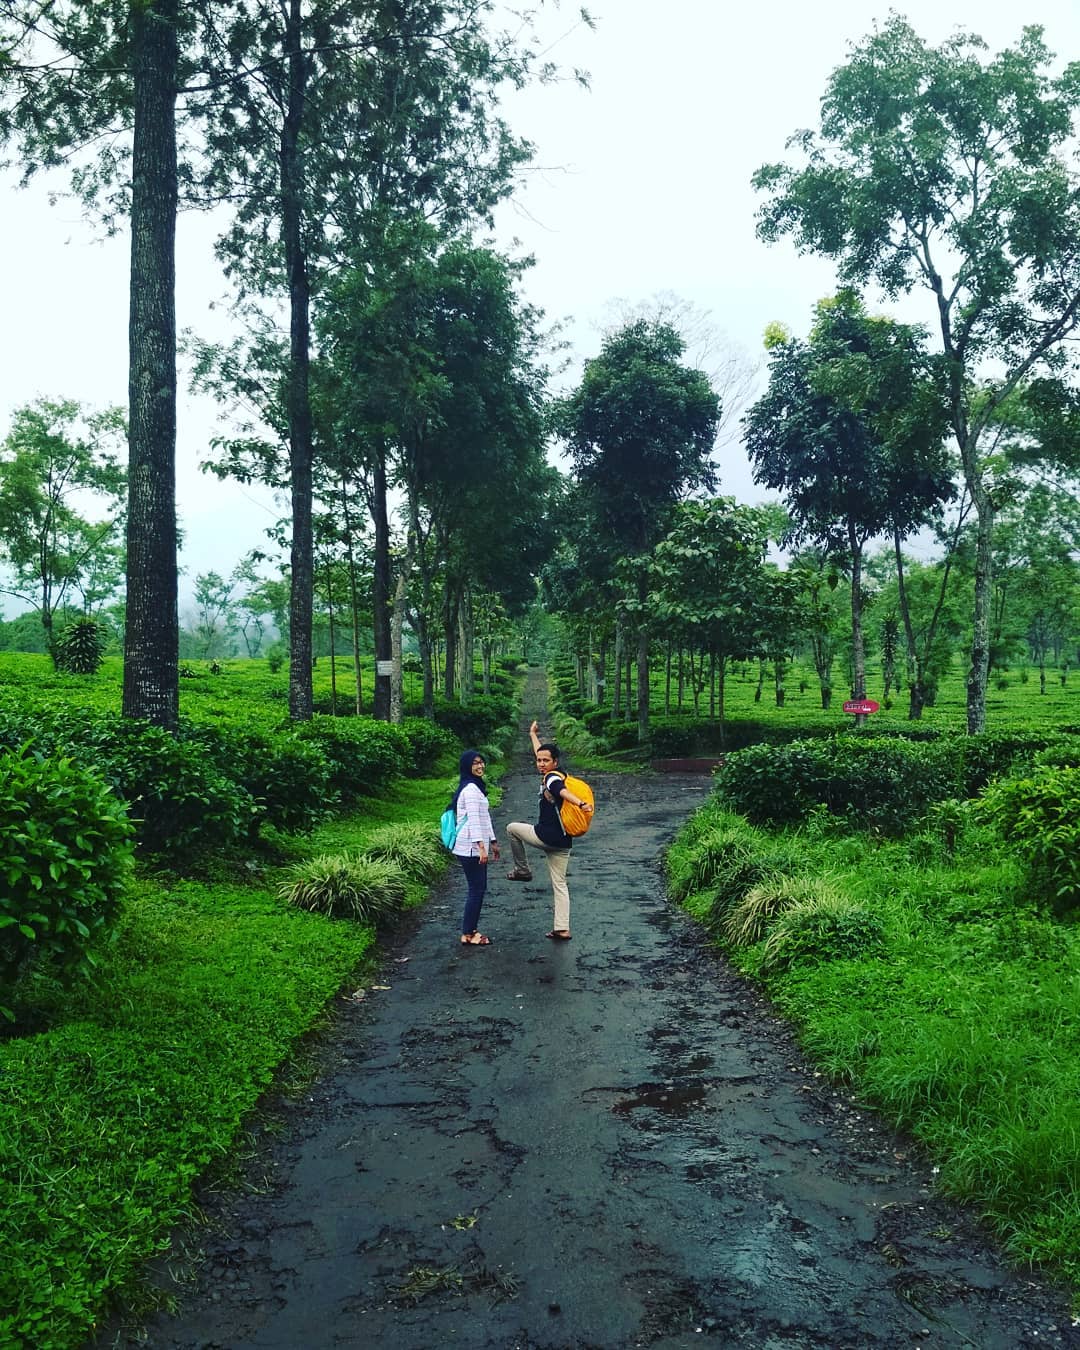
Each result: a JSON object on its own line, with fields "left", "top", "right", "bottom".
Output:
{"left": 505, "top": 719, "right": 592, "bottom": 941}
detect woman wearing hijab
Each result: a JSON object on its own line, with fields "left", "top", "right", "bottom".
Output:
{"left": 450, "top": 749, "right": 500, "bottom": 945}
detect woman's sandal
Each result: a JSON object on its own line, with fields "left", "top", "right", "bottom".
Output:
{"left": 505, "top": 870, "right": 532, "bottom": 881}
{"left": 461, "top": 932, "right": 492, "bottom": 946}
{"left": 545, "top": 930, "right": 572, "bottom": 941}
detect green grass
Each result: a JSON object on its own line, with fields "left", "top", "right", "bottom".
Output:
{"left": 0, "top": 874, "right": 377, "bottom": 1348}
{"left": 667, "top": 794, "right": 1080, "bottom": 1299}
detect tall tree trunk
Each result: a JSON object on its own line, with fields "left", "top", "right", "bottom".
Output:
{"left": 371, "top": 452, "right": 393, "bottom": 719}
{"left": 459, "top": 587, "right": 475, "bottom": 701}
{"left": 594, "top": 635, "right": 607, "bottom": 707}
{"left": 894, "top": 512, "right": 964, "bottom": 722}
{"left": 848, "top": 521, "right": 867, "bottom": 728}
{"left": 966, "top": 467, "right": 993, "bottom": 734}
{"left": 443, "top": 582, "right": 458, "bottom": 700}
{"left": 390, "top": 526, "right": 416, "bottom": 724}
{"left": 282, "top": 0, "right": 313, "bottom": 722}
{"left": 340, "top": 474, "right": 363, "bottom": 714}
{"left": 612, "top": 621, "right": 623, "bottom": 719}
{"left": 325, "top": 555, "right": 337, "bottom": 716}
{"left": 123, "top": 0, "right": 179, "bottom": 730}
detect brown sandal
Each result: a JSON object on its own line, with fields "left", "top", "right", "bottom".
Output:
{"left": 461, "top": 932, "right": 492, "bottom": 945}
{"left": 505, "top": 870, "right": 532, "bottom": 881}
{"left": 545, "top": 930, "right": 572, "bottom": 941}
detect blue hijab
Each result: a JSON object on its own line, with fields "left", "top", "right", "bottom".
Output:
{"left": 450, "top": 748, "right": 488, "bottom": 811}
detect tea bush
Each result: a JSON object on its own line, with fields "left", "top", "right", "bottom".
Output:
{"left": 956, "top": 730, "right": 1065, "bottom": 795}
{"left": 715, "top": 736, "right": 965, "bottom": 834}
{"left": 427, "top": 692, "right": 514, "bottom": 745}
{"left": 978, "top": 766, "right": 1080, "bottom": 915}
{"left": 400, "top": 717, "right": 456, "bottom": 773}
{"left": 180, "top": 721, "right": 331, "bottom": 836}
{"left": 0, "top": 751, "right": 133, "bottom": 984}
{"left": 290, "top": 716, "right": 410, "bottom": 800}
{"left": 1, "top": 706, "right": 256, "bottom": 854}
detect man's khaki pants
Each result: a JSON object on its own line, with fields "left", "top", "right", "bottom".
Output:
{"left": 506, "top": 822, "right": 571, "bottom": 931}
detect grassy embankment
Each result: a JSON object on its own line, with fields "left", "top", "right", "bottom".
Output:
{"left": 0, "top": 652, "right": 509, "bottom": 1350}
{"left": 656, "top": 662, "right": 1080, "bottom": 1304}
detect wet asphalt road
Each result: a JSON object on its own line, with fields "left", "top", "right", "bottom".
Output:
{"left": 113, "top": 689, "right": 1080, "bottom": 1350}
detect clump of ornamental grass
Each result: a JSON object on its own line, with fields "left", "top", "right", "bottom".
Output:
{"left": 760, "top": 892, "right": 887, "bottom": 975}
{"left": 360, "top": 821, "right": 446, "bottom": 883}
{"left": 666, "top": 818, "right": 759, "bottom": 904}
{"left": 278, "top": 853, "right": 407, "bottom": 924}
{"left": 722, "top": 874, "right": 840, "bottom": 948}
{"left": 699, "top": 847, "right": 771, "bottom": 930}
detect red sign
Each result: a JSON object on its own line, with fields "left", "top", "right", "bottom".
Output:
{"left": 842, "top": 698, "right": 880, "bottom": 715}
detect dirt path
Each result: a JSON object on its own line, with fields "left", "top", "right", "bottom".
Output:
{"left": 111, "top": 679, "right": 1079, "bottom": 1349}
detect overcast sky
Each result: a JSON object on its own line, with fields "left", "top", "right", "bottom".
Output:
{"left": 3, "top": 0, "right": 1080, "bottom": 611}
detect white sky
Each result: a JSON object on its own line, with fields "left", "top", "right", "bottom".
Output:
{"left": 3, "top": 0, "right": 1080, "bottom": 612}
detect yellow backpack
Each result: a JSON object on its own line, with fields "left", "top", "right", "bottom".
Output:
{"left": 552, "top": 772, "right": 595, "bottom": 837}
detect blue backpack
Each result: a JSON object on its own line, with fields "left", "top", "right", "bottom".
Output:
{"left": 440, "top": 805, "right": 460, "bottom": 850}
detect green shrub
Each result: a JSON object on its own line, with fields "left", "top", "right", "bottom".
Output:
{"left": 602, "top": 720, "right": 639, "bottom": 752}
{"left": 361, "top": 822, "right": 445, "bottom": 883}
{"left": 0, "top": 750, "right": 134, "bottom": 984}
{"left": 53, "top": 618, "right": 107, "bottom": 675}
{"left": 978, "top": 766, "right": 1080, "bottom": 915}
{"left": 1031, "top": 735, "right": 1080, "bottom": 770}
{"left": 698, "top": 848, "right": 771, "bottom": 929}
{"left": 712, "top": 741, "right": 820, "bottom": 826}
{"left": 760, "top": 894, "right": 887, "bottom": 974}
{"left": 400, "top": 717, "right": 456, "bottom": 773}
{"left": 957, "top": 731, "right": 1062, "bottom": 795}
{"left": 648, "top": 722, "right": 699, "bottom": 757}
{"left": 13, "top": 709, "right": 257, "bottom": 854}
{"left": 924, "top": 798, "right": 973, "bottom": 856}
{"left": 291, "top": 716, "right": 410, "bottom": 800}
{"left": 279, "top": 853, "right": 407, "bottom": 923}
{"left": 580, "top": 706, "right": 613, "bottom": 735}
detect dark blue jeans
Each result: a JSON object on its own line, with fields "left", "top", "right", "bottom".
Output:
{"left": 459, "top": 854, "right": 488, "bottom": 934}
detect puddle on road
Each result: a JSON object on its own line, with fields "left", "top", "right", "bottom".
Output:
{"left": 611, "top": 1081, "right": 708, "bottom": 1117}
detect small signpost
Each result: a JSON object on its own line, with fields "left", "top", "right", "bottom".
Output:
{"left": 842, "top": 698, "right": 880, "bottom": 715}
